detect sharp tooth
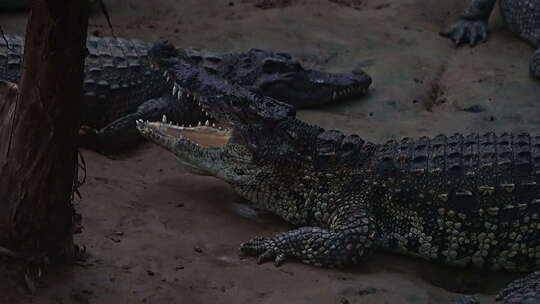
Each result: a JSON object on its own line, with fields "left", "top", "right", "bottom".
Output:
{"left": 332, "top": 91, "right": 337, "bottom": 100}
{"left": 212, "top": 123, "right": 216, "bottom": 128}
{"left": 162, "top": 115, "right": 167, "bottom": 123}
{"left": 205, "top": 120, "right": 209, "bottom": 126}
{"left": 177, "top": 91, "right": 182, "bottom": 99}
{"left": 173, "top": 86, "right": 178, "bottom": 95}
{"left": 163, "top": 72, "right": 167, "bottom": 77}
{"left": 189, "top": 124, "right": 192, "bottom": 128}
{"left": 198, "top": 121, "right": 202, "bottom": 126}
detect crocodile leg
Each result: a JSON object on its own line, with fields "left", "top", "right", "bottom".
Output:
{"left": 79, "top": 97, "right": 169, "bottom": 153}
{"left": 530, "top": 49, "right": 540, "bottom": 80}
{"left": 240, "top": 206, "right": 377, "bottom": 267}
{"left": 440, "top": 0, "right": 497, "bottom": 46}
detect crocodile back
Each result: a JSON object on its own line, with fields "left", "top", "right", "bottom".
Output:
{"left": 370, "top": 132, "right": 540, "bottom": 271}
{"left": 82, "top": 36, "right": 166, "bottom": 128}
{"left": 500, "top": 0, "right": 540, "bottom": 47}
{"left": 0, "top": 35, "right": 166, "bottom": 129}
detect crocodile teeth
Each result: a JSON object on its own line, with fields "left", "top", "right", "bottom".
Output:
{"left": 212, "top": 123, "right": 216, "bottom": 128}
{"left": 162, "top": 114, "right": 167, "bottom": 123}
{"left": 173, "top": 86, "right": 178, "bottom": 96}
{"left": 163, "top": 71, "right": 167, "bottom": 77}
{"left": 177, "top": 91, "right": 182, "bottom": 100}
{"left": 332, "top": 91, "right": 337, "bottom": 100}
{"left": 198, "top": 121, "right": 202, "bottom": 126}
{"left": 205, "top": 120, "right": 210, "bottom": 126}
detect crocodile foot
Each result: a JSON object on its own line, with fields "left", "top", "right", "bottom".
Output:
{"left": 240, "top": 236, "right": 288, "bottom": 266}
{"left": 440, "top": 18, "right": 489, "bottom": 47}
{"left": 239, "top": 222, "right": 376, "bottom": 268}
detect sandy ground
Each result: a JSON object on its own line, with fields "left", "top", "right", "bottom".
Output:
{"left": 2, "top": 0, "right": 540, "bottom": 303}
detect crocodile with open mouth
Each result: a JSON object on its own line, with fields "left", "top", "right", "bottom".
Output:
{"left": 137, "top": 41, "right": 540, "bottom": 303}
{"left": 0, "top": 34, "right": 371, "bottom": 153}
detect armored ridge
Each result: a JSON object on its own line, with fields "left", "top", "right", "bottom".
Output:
{"left": 0, "top": 33, "right": 174, "bottom": 152}
{"left": 137, "top": 41, "right": 539, "bottom": 302}
{"left": 441, "top": 0, "right": 540, "bottom": 79}
{"left": 0, "top": 34, "right": 167, "bottom": 130}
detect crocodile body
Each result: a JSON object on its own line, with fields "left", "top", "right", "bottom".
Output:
{"left": 0, "top": 34, "right": 172, "bottom": 152}
{"left": 0, "top": 34, "right": 370, "bottom": 153}
{"left": 137, "top": 41, "right": 540, "bottom": 302}
{"left": 441, "top": 0, "right": 540, "bottom": 79}
{"left": 0, "top": 34, "right": 165, "bottom": 130}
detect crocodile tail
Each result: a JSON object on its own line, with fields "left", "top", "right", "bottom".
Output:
{"left": 529, "top": 48, "right": 540, "bottom": 80}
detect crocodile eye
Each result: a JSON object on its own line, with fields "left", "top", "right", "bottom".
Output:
{"left": 234, "top": 168, "right": 245, "bottom": 175}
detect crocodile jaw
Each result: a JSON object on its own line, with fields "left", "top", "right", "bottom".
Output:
{"left": 136, "top": 118, "right": 231, "bottom": 176}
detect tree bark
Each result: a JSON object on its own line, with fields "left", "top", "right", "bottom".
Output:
{"left": 0, "top": 0, "right": 89, "bottom": 261}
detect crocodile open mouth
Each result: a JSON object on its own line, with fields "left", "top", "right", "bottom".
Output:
{"left": 139, "top": 114, "right": 231, "bottom": 149}
{"left": 136, "top": 117, "right": 232, "bottom": 175}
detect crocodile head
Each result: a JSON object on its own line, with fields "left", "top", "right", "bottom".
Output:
{"left": 142, "top": 42, "right": 288, "bottom": 177}
{"left": 149, "top": 41, "right": 372, "bottom": 110}
{"left": 139, "top": 42, "right": 371, "bottom": 211}
{"left": 244, "top": 48, "right": 372, "bottom": 109}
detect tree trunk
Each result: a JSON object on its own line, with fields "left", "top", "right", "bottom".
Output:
{"left": 0, "top": 0, "right": 89, "bottom": 264}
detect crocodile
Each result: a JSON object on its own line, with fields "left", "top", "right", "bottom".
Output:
{"left": 440, "top": 0, "right": 540, "bottom": 80}
{"left": 136, "top": 41, "right": 540, "bottom": 302}
{"left": 0, "top": 34, "right": 371, "bottom": 153}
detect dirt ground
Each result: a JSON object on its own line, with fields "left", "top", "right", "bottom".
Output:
{"left": 2, "top": 0, "right": 540, "bottom": 303}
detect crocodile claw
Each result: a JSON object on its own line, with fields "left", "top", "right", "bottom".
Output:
{"left": 239, "top": 236, "right": 287, "bottom": 267}
{"left": 440, "top": 19, "right": 488, "bottom": 47}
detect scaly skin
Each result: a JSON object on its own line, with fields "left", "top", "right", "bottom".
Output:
{"left": 137, "top": 41, "right": 540, "bottom": 303}
{"left": 0, "top": 34, "right": 371, "bottom": 153}
{"left": 0, "top": 34, "right": 171, "bottom": 152}
{"left": 441, "top": 0, "right": 540, "bottom": 79}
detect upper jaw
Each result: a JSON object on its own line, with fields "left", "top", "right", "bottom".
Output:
{"left": 160, "top": 60, "right": 295, "bottom": 128}
{"left": 136, "top": 117, "right": 231, "bottom": 149}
